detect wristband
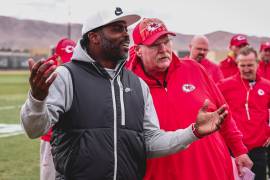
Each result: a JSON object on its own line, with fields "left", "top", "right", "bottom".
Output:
{"left": 192, "top": 123, "right": 203, "bottom": 139}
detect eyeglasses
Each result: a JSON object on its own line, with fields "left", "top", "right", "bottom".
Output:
{"left": 144, "top": 37, "right": 173, "bottom": 51}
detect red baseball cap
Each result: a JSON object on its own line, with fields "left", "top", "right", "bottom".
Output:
{"left": 230, "top": 34, "right": 249, "bottom": 47}
{"left": 133, "top": 18, "right": 176, "bottom": 46}
{"left": 46, "top": 54, "right": 58, "bottom": 66}
{"left": 55, "top": 38, "right": 76, "bottom": 63}
{"left": 260, "top": 42, "right": 270, "bottom": 52}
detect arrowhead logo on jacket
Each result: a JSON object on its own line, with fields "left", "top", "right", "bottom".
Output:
{"left": 182, "top": 84, "right": 196, "bottom": 93}
{"left": 258, "top": 89, "right": 265, "bottom": 96}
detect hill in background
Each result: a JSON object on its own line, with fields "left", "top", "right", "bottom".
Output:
{"left": 0, "top": 15, "right": 269, "bottom": 51}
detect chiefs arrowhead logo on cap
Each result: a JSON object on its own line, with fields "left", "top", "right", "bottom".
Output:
{"left": 147, "top": 22, "right": 162, "bottom": 32}
{"left": 182, "top": 84, "right": 196, "bottom": 93}
{"left": 236, "top": 35, "right": 246, "bottom": 41}
{"left": 115, "top": 7, "right": 123, "bottom": 16}
{"left": 63, "top": 45, "right": 74, "bottom": 54}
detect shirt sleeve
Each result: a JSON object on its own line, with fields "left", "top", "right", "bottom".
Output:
{"left": 138, "top": 78, "right": 198, "bottom": 158}
{"left": 214, "top": 66, "right": 224, "bottom": 83}
{"left": 206, "top": 73, "right": 248, "bottom": 157}
{"left": 20, "top": 66, "right": 73, "bottom": 139}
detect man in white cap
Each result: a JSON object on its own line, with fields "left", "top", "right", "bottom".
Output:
{"left": 20, "top": 7, "right": 228, "bottom": 180}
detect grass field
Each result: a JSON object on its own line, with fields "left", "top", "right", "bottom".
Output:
{"left": 0, "top": 70, "right": 40, "bottom": 180}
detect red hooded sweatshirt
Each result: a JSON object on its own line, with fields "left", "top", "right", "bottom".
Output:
{"left": 126, "top": 51, "right": 247, "bottom": 180}
{"left": 258, "top": 60, "right": 270, "bottom": 80}
{"left": 219, "top": 56, "right": 239, "bottom": 78}
{"left": 218, "top": 73, "right": 270, "bottom": 151}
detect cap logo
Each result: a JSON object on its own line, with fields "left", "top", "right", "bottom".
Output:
{"left": 182, "top": 84, "right": 196, "bottom": 93}
{"left": 140, "top": 19, "right": 167, "bottom": 42}
{"left": 115, "top": 7, "right": 123, "bottom": 16}
{"left": 147, "top": 22, "right": 162, "bottom": 32}
{"left": 236, "top": 36, "right": 246, "bottom": 41}
{"left": 62, "top": 45, "right": 74, "bottom": 53}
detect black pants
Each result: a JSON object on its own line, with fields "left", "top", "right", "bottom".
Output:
{"left": 267, "top": 146, "right": 270, "bottom": 178}
{"left": 248, "top": 147, "right": 267, "bottom": 180}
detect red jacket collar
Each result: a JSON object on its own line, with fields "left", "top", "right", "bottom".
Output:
{"left": 126, "top": 50, "right": 181, "bottom": 87}
{"left": 234, "top": 72, "right": 261, "bottom": 84}
{"left": 259, "top": 60, "right": 270, "bottom": 66}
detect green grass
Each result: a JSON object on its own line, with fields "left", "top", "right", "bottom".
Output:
{"left": 0, "top": 71, "right": 39, "bottom": 180}
{"left": 0, "top": 71, "right": 29, "bottom": 124}
{"left": 0, "top": 135, "right": 39, "bottom": 180}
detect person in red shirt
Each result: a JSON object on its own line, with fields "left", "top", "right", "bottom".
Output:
{"left": 40, "top": 38, "right": 76, "bottom": 180}
{"left": 258, "top": 42, "right": 270, "bottom": 80}
{"left": 188, "top": 35, "right": 224, "bottom": 83}
{"left": 218, "top": 46, "right": 270, "bottom": 180}
{"left": 257, "top": 41, "right": 270, "bottom": 179}
{"left": 126, "top": 17, "right": 253, "bottom": 180}
{"left": 219, "top": 34, "right": 249, "bottom": 78}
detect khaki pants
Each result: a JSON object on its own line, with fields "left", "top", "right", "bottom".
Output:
{"left": 40, "top": 140, "right": 56, "bottom": 180}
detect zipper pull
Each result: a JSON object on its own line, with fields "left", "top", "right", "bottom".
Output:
{"left": 163, "top": 80, "right": 168, "bottom": 92}
{"left": 245, "top": 103, "right": 251, "bottom": 120}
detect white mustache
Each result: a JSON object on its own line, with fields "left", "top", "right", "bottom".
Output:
{"left": 158, "top": 53, "right": 170, "bottom": 59}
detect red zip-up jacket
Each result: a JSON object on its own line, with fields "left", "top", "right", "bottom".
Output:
{"left": 126, "top": 52, "right": 247, "bottom": 180}
{"left": 258, "top": 60, "right": 270, "bottom": 80}
{"left": 220, "top": 56, "right": 239, "bottom": 78}
{"left": 218, "top": 73, "right": 270, "bottom": 151}
{"left": 197, "top": 58, "right": 224, "bottom": 83}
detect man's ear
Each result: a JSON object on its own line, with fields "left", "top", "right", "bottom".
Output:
{"left": 88, "top": 32, "right": 100, "bottom": 44}
{"left": 134, "top": 45, "right": 142, "bottom": 57}
{"left": 188, "top": 44, "right": 192, "bottom": 51}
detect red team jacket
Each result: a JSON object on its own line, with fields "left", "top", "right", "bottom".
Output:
{"left": 218, "top": 73, "right": 270, "bottom": 151}
{"left": 258, "top": 60, "right": 270, "bottom": 80}
{"left": 126, "top": 52, "right": 247, "bottom": 180}
{"left": 198, "top": 58, "right": 224, "bottom": 83}
{"left": 219, "top": 56, "right": 239, "bottom": 78}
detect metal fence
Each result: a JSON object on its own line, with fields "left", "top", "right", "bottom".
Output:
{"left": 0, "top": 51, "right": 31, "bottom": 69}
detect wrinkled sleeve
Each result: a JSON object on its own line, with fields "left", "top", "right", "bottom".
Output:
{"left": 139, "top": 78, "right": 198, "bottom": 158}
{"left": 214, "top": 66, "right": 224, "bottom": 83}
{"left": 20, "top": 66, "right": 73, "bottom": 139}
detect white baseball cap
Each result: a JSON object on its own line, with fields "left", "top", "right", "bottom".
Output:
{"left": 81, "top": 7, "right": 141, "bottom": 35}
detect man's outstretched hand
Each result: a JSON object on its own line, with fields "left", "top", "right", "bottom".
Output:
{"left": 195, "top": 99, "right": 228, "bottom": 137}
{"left": 28, "top": 58, "right": 57, "bottom": 101}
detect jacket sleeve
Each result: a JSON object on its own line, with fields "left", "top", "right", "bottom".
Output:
{"left": 214, "top": 66, "right": 224, "bottom": 83}
{"left": 20, "top": 66, "right": 73, "bottom": 139}
{"left": 208, "top": 76, "right": 248, "bottom": 157}
{"left": 139, "top": 78, "right": 198, "bottom": 158}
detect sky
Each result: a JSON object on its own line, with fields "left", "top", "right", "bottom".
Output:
{"left": 0, "top": 0, "right": 269, "bottom": 37}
